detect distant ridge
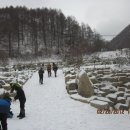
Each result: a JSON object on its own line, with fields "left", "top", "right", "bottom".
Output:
{"left": 109, "top": 24, "right": 130, "bottom": 50}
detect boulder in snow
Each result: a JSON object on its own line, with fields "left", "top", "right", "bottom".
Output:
{"left": 90, "top": 76, "right": 99, "bottom": 84}
{"left": 2, "top": 83, "right": 11, "bottom": 91}
{"left": 70, "top": 93, "right": 89, "bottom": 103}
{"left": 77, "top": 70, "right": 94, "bottom": 97}
{"left": 118, "top": 76, "right": 128, "bottom": 83}
{"left": 90, "top": 100, "right": 109, "bottom": 109}
{"left": 66, "top": 79, "right": 78, "bottom": 92}
{"left": 112, "top": 81, "right": 123, "bottom": 87}
{"left": 115, "top": 103, "right": 129, "bottom": 111}
{"left": 124, "top": 93, "right": 130, "bottom": 99}
{"left": 106, "top": 93, "right": 117, "bottom": 104}
{"left": 117, "top": 87, "right": 126, "bottom": 92}
{"left": 124, "top": 82, "right": 130, "bottom": 89}
{"left": 117, "top": 97, "right": 126, "bottom": 104}
{"left": 126, "top": 97, "right": 130, "bottom": 107}
{"left": 126, "top": 89, "right": 130, "bottom": 94}
{"left": 115, "top": 91, "right": 125, "bottom": 97}
{"left": 65, "top": 74, "right": 76, "bottom": 83}
{"left": 100, "top": 85, "right": 117, "bottom": 93}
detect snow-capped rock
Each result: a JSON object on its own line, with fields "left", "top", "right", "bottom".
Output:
{"left": 90, "top": 100, "right": 109, "bottom": 109}
{"left": 77, "top": 70, "right": 94, "bottom": 97}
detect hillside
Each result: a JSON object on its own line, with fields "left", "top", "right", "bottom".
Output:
{"left": 0, "top": 6, "right": 105, "bottom": 59}
{"left": 109, "top": 24, "right": 130, "bottom": 50}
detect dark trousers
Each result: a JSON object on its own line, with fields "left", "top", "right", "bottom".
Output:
{"left": 54, "top": 70, "right": 57, "bottom": 77}
{"left": 19, "top": 100, "right": 26, "bottom": 117}
{"left": 0, "top": 113, "right": 7, "bottom": 130}
{"left": 47, "top": 71, "right": 51, "bottom": 77}
{"left": 39, "top": 75, "right": 43, "bottom": 84}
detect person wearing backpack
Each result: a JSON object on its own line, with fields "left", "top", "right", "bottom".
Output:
{"left": 38, "top": 66, "right": 44, "bottom": 84}
{"left": 52, "top": 63, "right": 58, "bottom": 77}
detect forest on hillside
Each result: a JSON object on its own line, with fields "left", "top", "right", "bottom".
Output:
{"left": 0, "top": 6, "right": 106, "bottom": 59}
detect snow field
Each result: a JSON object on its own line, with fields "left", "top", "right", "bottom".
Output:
{"left": 8, "top": 70, "right": 130, "bottom": 130}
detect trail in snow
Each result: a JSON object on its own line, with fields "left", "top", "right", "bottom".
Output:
{"left": 8, "top": 70, "right": 130, "bottom": 130}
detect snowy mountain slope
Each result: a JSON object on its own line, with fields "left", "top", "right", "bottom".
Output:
{"left": 8, "top": 70, "right": 130, "bottom": 130}
{"left": 83, "top": 49, "right": 129, "bottom": 62}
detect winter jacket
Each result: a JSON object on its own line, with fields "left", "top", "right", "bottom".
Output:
{"left": 0, "top": 99, "right": 11, "bottom": 114}
{"left": 53, "top": 64, "right": 58, "bottom": 71}
{"left": 47, "top": 64, "right": 51, "bottom": 71}
{"left": 14, "top": 87, "right": 26, "bottom": 102}
{"left": 38, "top": 68, "right": 44, "bottom": 76}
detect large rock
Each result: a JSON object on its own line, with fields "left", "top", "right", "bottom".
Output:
{"left": 90, "top": 76, "right": 99, "bottom": 84}
{"left": 90, "top": 100, "right": 109, "bottom": 109}
{"left": 94, "top": 83, "right": 106, "bottom": 88}
{"left": 112, "top": 81, "right": 123, "bottom": 87}
{"left": 68, "top": 90, "right": 77, "bottom": 95}
{"left": 114, "top": 73, "right": 127, "bottom": 77}
{"left": 124, "top": 93, "right": 130, "bottom": 99}
{"left": 64, "top": 69, "right": 73, "bottom": 76}
{"left": 115, "top": 103, "right": 129, "bottom": 110}
{"left": 124, "top": 82, "right": 130, "bottom": 89}
{"left": 117, "top": 97, "right": 126, "bottom": 104}
{"left": 101, "top": 77, "right": 118, "bottom": 82}
{"left": 115, "top": 91, "right": 125, "bottom": 97}
{"left": 106, "top": 93, "right": 117, "bottom": 104}
{"left": 96, "top": 97, "right": 114, "bottom": 106}
{"left": 70, "top": 70, "right": 76, "bottom": 75}
{"left": 65, "top": 74, "right": 76, "bottom": 83}
{"left": 126, "top": 89, "right": 130, "bottom": 94}
{"left": 100, "top": 85, "right": 117, "bottom": 93}
{"left": 126, "top": 97, "right": 130, "bottom": 107}
{"left": 117, "top": 87, "right": 126, "bottom": 92}
{"left": 96, "top": 90, "right": 108, "bottom": 97}
{"left": 70, "top": 93, "right": 90, "bottom": 103}
{"left": 66, "top": 79, "right": 78, "bottom": 92}
{"left": 118, "top": 76, "right": 128, "bottom": 83}
{"left": 2, "top": 83, "right": 11, "bottom": 91}
{"left": 77, "top": 70, "right": 94, "bottom": 97}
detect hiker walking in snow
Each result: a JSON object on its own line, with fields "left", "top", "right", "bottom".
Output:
{"left": 47, "top": 63, "right": 51, "bottom": 77}
{"left": 10, "top": 83, "right": 26, "bottom": 119}
{"left": 38, "top": 66, "right": 44, "bottom": 84}
{"left": 52, "top": 63, "right": 58, "bottom": 77}
{"left": 0, "top": 93, "right": 11, "bottom": 130}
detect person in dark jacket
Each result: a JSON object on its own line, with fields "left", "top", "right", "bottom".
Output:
{"left": 52, "top": 63, "right": 58, "bottom": 77}
{"left": 10, "top": 83, "right": 26, "bottom": 119}
{"left": 0, "top": 92, "right": 11, "bottom": 130}
{"left": 38, "top": 67, "right": 44, "bottom": 84}
{"left": 47, "top": 63, "right": 52, "bottom": 77}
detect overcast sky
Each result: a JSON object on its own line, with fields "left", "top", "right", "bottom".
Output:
{"left": 0, "top": 0, "right": 130, "bottom": 40}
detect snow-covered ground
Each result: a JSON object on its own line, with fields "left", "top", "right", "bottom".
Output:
{"left": 8, "top": 70, "right": 130, "bottom": 130}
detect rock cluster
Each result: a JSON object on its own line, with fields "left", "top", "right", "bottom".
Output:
{"left": 0, "top": 67, "right": 35, "bottom": 98}
{"left": 64, "top": 67, "right": 130, "bottom": 110}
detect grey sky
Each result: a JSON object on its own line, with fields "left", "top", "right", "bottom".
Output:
{"left": 0, "top": 0, "right": 130, "bottom": 40}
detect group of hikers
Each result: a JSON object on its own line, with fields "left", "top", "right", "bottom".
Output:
{"left": 38, "top": 62, "right": 58, "bottom": 84}
{"left": 0, "top": 83, "right": 26, "bottom": 130}
{"left": 0, "top": 62, "right": 58, "bottom": 130}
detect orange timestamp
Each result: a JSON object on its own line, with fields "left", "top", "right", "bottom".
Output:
{"left": 97, "top": 109, "right": 130, "bottom": 114}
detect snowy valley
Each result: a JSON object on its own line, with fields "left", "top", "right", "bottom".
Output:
{"left": 0, "top": 49, "right": 130, "bottom": 130}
